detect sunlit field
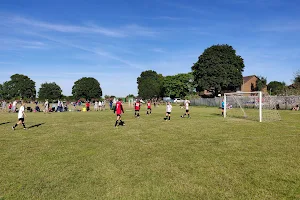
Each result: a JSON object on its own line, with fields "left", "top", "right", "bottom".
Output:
{"left": 0, "top": 105, "right": 299, "bottom": 199}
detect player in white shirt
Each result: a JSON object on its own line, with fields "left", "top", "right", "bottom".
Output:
{"left": 99, "top": 101, "right": 103, "bottom": 111}
{"left": 12, "top": 102, "right": 27, "bottom": 130}
{"left": 164, "top": 101, "right": 172, "bottom": 121}
{"left": 44, "top": 100, "right": 49, "bottom": 113}
{"left": 94, "top": 101, "right": 99, "bottom": 111}
{"left": 12, "top": 100, "right": 17, "bottom": 112}
{"left": 181, "top": 99, "right": 191, "bottom": 118}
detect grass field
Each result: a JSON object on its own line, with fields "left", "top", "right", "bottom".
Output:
{"left": 0, "top": 105, "right": 300, "bottom": 199}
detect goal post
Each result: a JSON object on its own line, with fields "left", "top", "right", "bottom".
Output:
{"left": 224, "top": 91, "right": 280, "bottom": 122}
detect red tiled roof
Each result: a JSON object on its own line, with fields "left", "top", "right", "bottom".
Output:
{"left": 243, "top": 75, "right": 257, "bottom": 83}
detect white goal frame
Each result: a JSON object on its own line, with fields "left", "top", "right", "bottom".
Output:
{"left": 224, "top": 91, "right": 262, "bottom": 122}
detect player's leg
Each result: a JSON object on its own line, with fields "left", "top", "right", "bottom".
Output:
{"left": 115, "top": 115, "right": 120, "bottom": 127}
{"left": 21, "top": 118, "right": 27, "bottom": 129}
{"left": 164, "top": 112, "right": 168, "bottom": 120}
{"left": 187, "top": 110, "right": 190, "bottom": 118}
{"left": 150, "top": 108, "right": 152, "bottom": 114}
{"left": 12, "top": 119, "right": 22, "bottom": 130}
{"left": 168, "top": 113, "right": 171, "bottom": 120}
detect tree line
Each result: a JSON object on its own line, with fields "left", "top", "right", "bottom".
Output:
{"left": 0, "top": 75, "right": 102, "bottom": 101}
{"left": 137, "top": 44, "right": 300, "bottom": 99}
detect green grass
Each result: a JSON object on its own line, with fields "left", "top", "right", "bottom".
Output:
{"left": 0, "top": 106, "right": 300, "bottom": 199}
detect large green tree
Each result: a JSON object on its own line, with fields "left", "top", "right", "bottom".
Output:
{"left": 38, "top": 82, "right": 62, "bottom": 101}
{"left": 72, "top": 77, "right": 102, "bottom": 100}
{"left": 267, "top": 81, "right": 286, "bottom": 95}
{"left": 137, "top": 70, "right": 164, "bottom": 99}
{"left": 2, "top": 74, "right": 36, "bottom": 99}
{"left": 293, "top": 71, "right": 300, "bottom": 88}
{"left": 0, "top": 84, "right": 3, "bottom": 99}
{"left": 192, "top": 44, "right": 245, "bottom": 96}
{"left": 162, "top": 73, "right": 194, "bottom": 98}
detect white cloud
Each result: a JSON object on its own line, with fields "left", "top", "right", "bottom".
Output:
{"left": 1, "top": 14, "right": 159, "bottom": 38}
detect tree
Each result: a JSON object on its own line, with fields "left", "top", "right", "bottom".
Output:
{"left": 0, "top": 84, "right": 3, "bottom": 99}
{"left": 293, "top": 71, "right": 300, "bottom": 88}
{"left": 38, "top": 82, "right": 62, "bottom": 101}
{"left": 72, "top": 77, "right": 102, "bottom": 100}
{"left": 267, "top": 81, "right": 286, "bottom": 95}
{"left": 137, "top": 70, "right": 164, "bottom": 99}
{"left": 126, "top": 94, "right": 135, "bottom": 98}
{"left": 255, "top": 76, "right": 267, "bottom": 91}
{"left": 162, "top": 73, "right": 194, "bottom": 98}
{"left": 192, "top": 44, "right": 245, "bottom": 96}
{"left": 2, "top": 74, "right": 36, "bottom": 99}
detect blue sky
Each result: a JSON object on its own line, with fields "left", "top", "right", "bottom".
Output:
{"left": 0, "top": 0, "right": 299, "bottom": 96}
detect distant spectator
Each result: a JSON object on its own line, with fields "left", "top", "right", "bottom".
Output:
{"left": 109, "top": 100, "right": 113, "bottom": 110}
{"left": 99, "top": 101, "right": 103, "bottom": 111}
{"left": 12, "top": 100, "right": 17, "bottom": 112}
{"left": 94, "top": 101, "right": 99, "bottom": 111}
{"left": 44, "top": 100, "right": 49, "bottom": 113}
{"left": 86, "top": 101, "right": 90, "bottom": 111}
{"left": 8, "top": 102, "right": 12, "bottom": 112}
{"left": 1, "top": 100, "right": 6, "bottom": 112}
{"left": 292, "top": 105, "right": 299, "bottom": 111}
{"left": 35, "top": 105, "right": 41, "bottom": 112}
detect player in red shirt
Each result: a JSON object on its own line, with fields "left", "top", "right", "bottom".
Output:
{"left": 85, "top": 101, "right": 90, "bottom": 111}
{"left": 146, "top": 100, "right": 152, "bottom": 115}
{"left": 134, "top": 100, "right": 141, "bottom": 118}
{"left": 114, "top": 98, "right": 125, "bottom": 127}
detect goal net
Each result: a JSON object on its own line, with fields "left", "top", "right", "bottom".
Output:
{"left": 224, "top": 92, "right": 281, "bottom": 122}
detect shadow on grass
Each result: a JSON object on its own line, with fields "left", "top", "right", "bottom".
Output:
{"left": 28, "top": 123, "right": 45, "bottom": 129}
{"left": 0, "top": 122, "right": 11, "bottom": 126}
{"left": 210, "top": 113, "right": 223, "bottom": 117}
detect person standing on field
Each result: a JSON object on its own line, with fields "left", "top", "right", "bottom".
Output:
{"left": 134, "top": 100, "right": 141, "bottom": 118}
{"left": 164, "top": 101, "right": 172, "bottom": 121}
{"left": 94, "top": 101, "right": 99, "bottom": 111}
{"left": 44, "top": 100, "right": 49, "bottom": 113}
{"left": 12, "top": 102, "right": 27, "bottom": 130}
{"left": 12, "top": 100, "right": 17, "bottom": 113}
{"left": 146, "top": 100, "right": 152, "bottom": 115}
{"left": 181, "top": 99, "right": 191, "bottom": 118}
{"left": 114, "top": 98, "right": 125, "bottom": 127}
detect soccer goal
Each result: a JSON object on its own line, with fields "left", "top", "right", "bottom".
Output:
{"left": 224, "top": 91, "right": 281, "bottom": 122}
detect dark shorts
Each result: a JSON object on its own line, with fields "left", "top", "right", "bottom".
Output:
{"left": 147, "top": 107, "right": 151, "bottom": 110}
{"left": 18, "top": 118, "right": 24, "bottom": 122}
{"left": 186, "top": 110, "right": 189, "bottom": 112}
{"left": 87, "top": 107, "right": 90, "bottom": 111}
{"left": 135, "top": 110, "right": 140, "bottom": 112}
{"left": 117, "top": 114, "right": 121, "bottom": 116}
{"left": 166, "top": 112, "right": 171, "bottom": 115}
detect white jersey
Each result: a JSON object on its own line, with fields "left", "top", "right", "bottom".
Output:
{"left": 13, "top": 101, "right": 17, "bottom": 107}
{"left": 18, "top": 106, "right": 25, "bottom": 119}
{"left": 99, "top": 101, "right": 102, "bottom": 106}
{"left": 166, "top": 104, "right": 172, "bottom": 113}
{"left": 185, "top": 100, "right": 190, "bottom": 110}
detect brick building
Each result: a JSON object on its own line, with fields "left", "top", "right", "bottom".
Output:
{"left": 240, "top": 75, "right": 267, "bottom": 93}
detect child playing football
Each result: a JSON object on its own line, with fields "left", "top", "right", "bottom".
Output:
{"left": 114, "top": 98, "right": 125, "bottom": 127}
{"left": 164, "top": 101, "right": 172, "bottom": 121}
{"left": 134, "top": 100, "right": 141, "bottom": 118}
{"left": 181, "top": 99, "right": 191, "bottom": 118}
{"left": 146, "top": 100, "right": 152, "bottom": 115}
{"left": 12, "top": 101, "right": 27, "bottom": 130}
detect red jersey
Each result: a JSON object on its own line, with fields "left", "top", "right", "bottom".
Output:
{"left": 116, "top": 101, "right": 124, "bottom": 115}
{"left": 135, "top": 102, "right": 140, "bottom": 111}
{"left": 147, "top": 102, "right": 151, "bottom": 109}
{"left": 86, "top": 102, "right": 90, "bottom": 107}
